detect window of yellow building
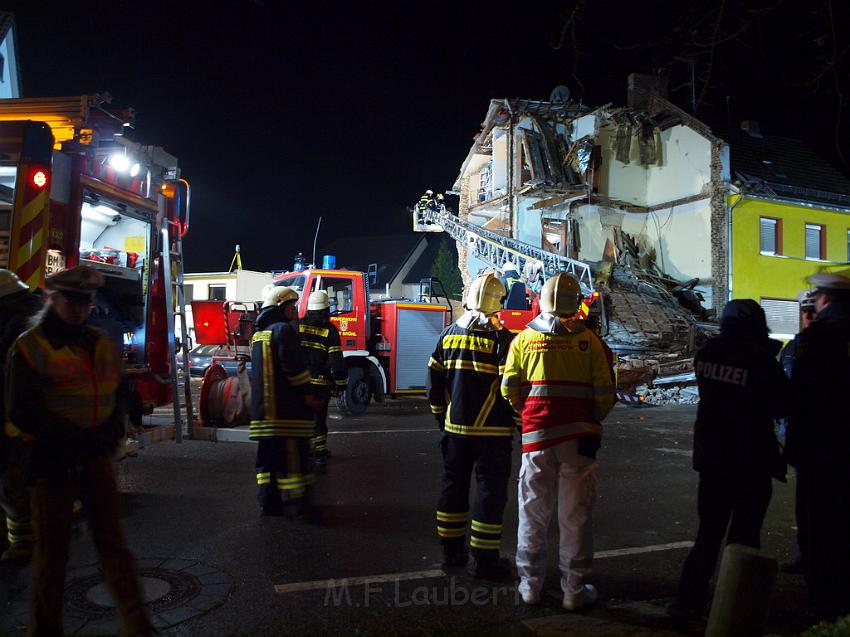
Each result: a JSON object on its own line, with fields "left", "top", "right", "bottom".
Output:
{"left": 759, "top": 217, "right": 782, "bottom": 255}
{"left": 805, "top": 223, "right": 826, "bottom": 260}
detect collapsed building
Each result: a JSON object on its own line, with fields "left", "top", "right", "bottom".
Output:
{"left": 447, "top": 73, "right": 850, "bottom": 395}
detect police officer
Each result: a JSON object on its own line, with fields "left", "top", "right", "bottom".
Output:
{"left": 670, "top": 299, "right": 789, "bottom": 621}
{"left": 428, "top": 272, "right": 516, "bottom": 579}
{"left": 5, "top": 265, "right": 153, "bottom": 636}
{"left": 250, "top": 285, "right": 317, "bottom": 516}
{"left": 0, "top": 269, "right": 42, "bottom": 562}
{"left": 299, "top": 290, "right": 347, "bottom": 471}
{"left": 501, "top": 273, "right": 614, "bottom": 610}
{"left": 786, "top": 272, "right": 850, "bottom": 620}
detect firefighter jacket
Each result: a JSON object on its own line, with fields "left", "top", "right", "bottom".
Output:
{"left": 427, "top": 312, "right": 517, "bottom": 438}
{"left": 5, "top": 310, "right": 123, "bottom": 475}
{"left": 786, "top": 299, "right": 850, "bottom": 469}
{"left": 298, "top": 310, "right": 348, "bottom": 392}
{"left": 501, "top": 313, "right": 614, "bottom": 453}
{"left": 692, "top": 333, "right": 789, "bottom": 477}
{"left": 249, "top": 306, "right": 314, "bottom": 440}
{"left": 0, "top": 289, "right": 42, "bottom": 440}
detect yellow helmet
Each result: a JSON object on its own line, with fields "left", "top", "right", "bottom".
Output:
{"left": 464, "top": 273, "right": 506, "bottom": 314}
{"left": 262, "top": 285, "right": 298, "bottom": 309}
{"left": 539, "top": 273, "right": 581, "bottom": 316}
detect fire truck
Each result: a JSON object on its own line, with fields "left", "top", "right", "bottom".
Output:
{"left": 194, "top": 266, "right": 450, "bottom": 425}
{"left": 0, "top": 95, "right": 191, "bottom": 433}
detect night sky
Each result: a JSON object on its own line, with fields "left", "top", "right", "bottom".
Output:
{"left": 7, "top": 1, "right": 849, "bottom": 272}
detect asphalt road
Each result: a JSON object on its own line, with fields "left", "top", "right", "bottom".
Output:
{"left": 0, "top": 399, "right": 811, "bottom": 636}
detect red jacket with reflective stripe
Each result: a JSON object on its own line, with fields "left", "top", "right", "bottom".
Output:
{"left": 501, "top": 318, "right": 614, "bottom": 452}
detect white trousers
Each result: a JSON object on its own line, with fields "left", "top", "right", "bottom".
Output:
{"left": 516, "top": 438, "right": 597, "bottom": 596}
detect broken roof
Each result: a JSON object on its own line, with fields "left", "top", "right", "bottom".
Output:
{"left": 719, "top": 125, "right": 850, "bottom": 209}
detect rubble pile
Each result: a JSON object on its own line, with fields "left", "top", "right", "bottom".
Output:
{"left": 637, "top": 384, "right": 699, "bottom": 406}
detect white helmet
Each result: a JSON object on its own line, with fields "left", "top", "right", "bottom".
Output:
{"left": 307, "top": 290, "right": 330, "bottom": 311}
{"left": 464, "top": 273, "right": 506, "bottom": 314}
{"left": 502, "top": 262, "right": 519, "bottom": 275}
{"left": 262, "top": 285, "right": 298, "bottom": 309}
{"left": 539, "top": 273, "right": 581, "bottom": 317}
{"left": 425, "top": 189, "right": 434, "bottom": 196}
{"left": 0, "top": 269, "right": 28, "bottom": 298}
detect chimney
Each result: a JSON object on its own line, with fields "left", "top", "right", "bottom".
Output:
{"left": 740, "top": 120, "right": 762, "bottom": 138}
{"left": 627, "top": 73, "right": 669, "bottom": 111}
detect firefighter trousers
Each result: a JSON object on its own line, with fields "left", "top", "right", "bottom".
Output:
{"left": 436, "top": 435, "right": 511, "bottom": 559}
{"left": 256, "top": 437, "right": 315, "bottom": 511}
{"left": 0, "top": 440, "right": 33, "bottom": 554}
{"left": 28, "top": 453, "right": 151, "bottom": 637}
{"left": 675, "top": 470, "right": 771, "bottom": 613}
{"left": 516, "top": 438, "right": 597, "bottom": 598}
{"left": 311, "top": 389, "right": 330, "bottom": 460}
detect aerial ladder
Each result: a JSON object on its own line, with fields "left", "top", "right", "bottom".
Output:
{"left": 412, "top": 204, "right": 594, "bottom": 294}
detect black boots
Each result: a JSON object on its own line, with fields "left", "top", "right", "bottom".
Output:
{"left": 470, "top": 553, "right": 512, "bottom": 580}
{"left": 442, "top": 540, "right": 469, "bottom": 569}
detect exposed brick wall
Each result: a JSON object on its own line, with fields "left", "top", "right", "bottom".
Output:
{"left": 709, "top": 140, "right": 729, "bottom": 315}
{"left": 456, "top": 175, "right": 472, "bottom": 285}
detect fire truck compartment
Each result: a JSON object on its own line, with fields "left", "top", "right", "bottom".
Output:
{"left": 79, "top": 196, "right": 153, "bottom": 368}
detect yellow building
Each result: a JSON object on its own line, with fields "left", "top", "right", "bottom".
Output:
{"left": 725, "top": 124, "right": 850, "bottom": 338}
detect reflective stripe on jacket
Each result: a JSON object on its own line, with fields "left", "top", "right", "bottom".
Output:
{"left": 298, "top": 319, "right": 348, "bottom": 388}
{"left": 427, "top": 321, "right": 517, "bottom": 437}
{"left": 501, "top": 323, "right": 614, "bottom": 452}
{"left": 12, "top": 324, "right": 119, "bottom": 432}
{"left": 249, "top": 311, "right": 314, "bottom": 439}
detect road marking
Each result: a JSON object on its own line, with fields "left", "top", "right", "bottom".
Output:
{"left": 594, "top": 541, "right": 693, "bottom": 559}
{"left": 275, "top": 569, "right": 445, "bottom": 593}
{"left": 274, "top": 542, "right": 694, "bottom": 593}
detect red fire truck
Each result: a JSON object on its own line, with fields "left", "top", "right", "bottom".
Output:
{"left": 0, "top": 95, "right": 190, "bottom": 423}
{"left": 195, "top": 267, "right": 449, "bottom": 423}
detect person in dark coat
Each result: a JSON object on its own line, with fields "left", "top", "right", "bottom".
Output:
{"left": 786, "top": 272, "right": 850, "bottom": 621}
{"left": 249, "top": 285, "right": 317, "bottom": 516}
{"left": 671, "top": 299, "right": 790, "bottom": 620}
{"left": 0, "top": 269, "right": 42, "bottom": 562}
{"left": 298, "top": 290, "right": 347, "bottom": 471}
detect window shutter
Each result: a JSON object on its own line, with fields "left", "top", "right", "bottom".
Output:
{"left": 806, "top": 224, "right": 821, "bottom": 259}
{"left": 761, "top": 298, "right": 799, "bottom": 337}
{"left": 759, "top": 218, "right": 776, "bottom": 254}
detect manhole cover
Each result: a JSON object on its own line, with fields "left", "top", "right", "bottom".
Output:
{"left": 67, "top": 568, "right": 202, "bottom": 617}
{"left": 86, "top": 576, "right": 172, "bottom": 607}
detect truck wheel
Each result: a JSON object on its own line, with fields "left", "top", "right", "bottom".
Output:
{"left": 337, "top": 367, "right": 372, "bottom": 416}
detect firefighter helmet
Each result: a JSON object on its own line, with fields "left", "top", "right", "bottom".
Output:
{"left": 539, "top": 273, "right": 581, "bottom": 317}
{"left": 308, "top": 290, "right": 330, "bottom": 311}
{"left": 425, "top": 189, "right": 433, "bottom": 196}
{"left": 0, "top": 269, "right": 28, "bottom": 298}
{"left": 465, "top": 273, "right": 506, "bottom": 314}
{"left": 262, "top": 285, "right": 298, "bottom": 309}
{"left": 502, "top": 261, "right": 519, "bottom": 275}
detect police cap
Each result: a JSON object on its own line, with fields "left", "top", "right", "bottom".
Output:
{"left": 45, "top": 265, "right": 104, "bottom": 299}
{"left": 797, "top": 288, "right": 817, "bottom": 311}
{"left": 807, "top": 272, "right": 850, "bottom": 293}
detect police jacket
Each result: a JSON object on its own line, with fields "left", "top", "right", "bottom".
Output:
{"left": 501, "top": 313, "right": 614, "bottom": 453}
{"left": 692, "top": 333, "right": 789, "bottom": 477}
{"left": 427, "top": 312, "right": 517, "bottom": 438}
{"left": 786, "top": 299, "right": 850, "bottom": 468}
{"left": 5, "top": 310, "right": 122, "bottom": 476}
{"left": 249, "top": 306, "right": 314, "bottom": 440}
{"left": 298, "top": 309, "right": 348, "bottom": 392}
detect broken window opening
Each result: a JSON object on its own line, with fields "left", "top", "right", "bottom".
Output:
{"left": 542, "top": 218, "right": 567, "bottom": 256}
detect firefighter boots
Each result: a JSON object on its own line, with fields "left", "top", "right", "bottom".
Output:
{"left": 441, "top": 539, "right": 469, "bottom": 569}
{"left": 470, "top": 553, "right": 512, "bottom": 580}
